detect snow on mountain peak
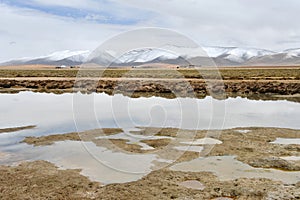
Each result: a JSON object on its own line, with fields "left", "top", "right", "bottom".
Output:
{"left": 45, "top": 50, "right": 91, "bottom": 62}
{"left": 202, "top": 47, "right": 235, "bottom": 58}
{"left": 117, "top": 48, "right": 179, "bottom": 63}
{"left": 283, "top": 48, "right": 300, "bottom": 58}
{"left": 4, "top": 50, "right": 91, "bottom": 63}
{"left": 86, "top": 46, "right": 284, "bottom": 64}
{"left": 202, "top": 47, "right": 276, "bottom": 62}
{"left": 2, "top": 46, "right": 300, "bottom": 66}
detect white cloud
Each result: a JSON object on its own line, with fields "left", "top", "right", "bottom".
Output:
{"left": 0, "top": 3, "right": 134, "bottom": 61}
{"left": 1, "top": 0, "right": 300, "bottom": 61}
{"left": 31, "top": 0, "right": 152, "bottom": 22}
{"left": 114, "top": 0, "right": 300, "bottom": 50}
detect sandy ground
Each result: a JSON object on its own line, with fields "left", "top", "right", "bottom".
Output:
{"left": 1, "top": 127, "right": 297, "bottom": 199}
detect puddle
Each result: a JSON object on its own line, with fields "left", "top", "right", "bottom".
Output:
{"left": 0, "top": 152, "right": 10, "bottom": 160}
{"left": 179, "top": 180, "right": 205, "bottom": 190}
{"left": 155, "top": 158, "right": 174, "bottom": 164}
{"left": 270, "top": 138, "right": 300, "bottom": 145}
{"left": 235, "top": 130, "right": 251, "bottom": 134}
{"left": 2, "top": 141, "right": 161, "bottom": 184}
{"left": 181, "top": 138, "right": 222, "bottom": 145}
{"left": 170, "top": 156, "right": 300, "bottom": 184}
{"left": 96, "top": 128, "right": 173, "bottom": 151}
{"left": 173, "top": 146, "right": 203, "bottom": 153}
{"left": 280, "top": 156, "right": 300, "bottom": 161}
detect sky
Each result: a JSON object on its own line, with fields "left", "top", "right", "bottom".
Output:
{"left": 1, "top": 0, "right": 300, "bottom": 61}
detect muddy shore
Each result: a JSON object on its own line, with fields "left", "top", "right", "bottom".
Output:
{"left": 1, "top": 127, "right": 297, "bottom": 199}
{"left": 0, "top": 125, "right": 36, "bottom": 134}
{"left": 0, "top": 79, "right": 299, "bottom": 102}
{"left": 1, "top": 161, "right": 299, "bottom": 200}
{"left": 1, "top": 67, "right": 299, "bottom": 101}
{"left": 1, "top": 67, "right": 300, "bottom": 199}
{"left": 21, "top": 127, "right": 300, "bottom": 171}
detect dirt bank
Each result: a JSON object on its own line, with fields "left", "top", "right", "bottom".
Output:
{"left": 0, "top": 79, "right": 299, "bottom": 101}
{"left": 0, "top": 125, "right": 36, "bottom": 134}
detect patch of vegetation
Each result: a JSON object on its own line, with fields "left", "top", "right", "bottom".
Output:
{"left": 0, "top": 68, "right": 299, "bottom": 80}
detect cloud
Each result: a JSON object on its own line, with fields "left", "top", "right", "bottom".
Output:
{"left": 1, "top": 0, "right": 152, "bottom": 24}
{"left": 114, "top": 0, "right": 300, "bottom": 50}
{"left": 1, "top": 0, "right": 300, "bottom": 61}
{"left": 0, "top": 3, "right": 136, "bottom": 61}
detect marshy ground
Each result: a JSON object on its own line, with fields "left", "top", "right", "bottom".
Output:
{"left": 0, "top": 66, "right": 299, "bottom": 102}
{"left": 1, "top": 127, "right": 298, "bottom": 199}
{"left": 0, "top": 66, "right": 299, "bottom": 199}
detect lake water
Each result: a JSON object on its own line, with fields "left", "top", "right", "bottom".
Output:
{"left": 1, "top": 92, "right": 299, "bottom": 139}
{"left": 0, "top": 92, "right": 299, "bottom": 183}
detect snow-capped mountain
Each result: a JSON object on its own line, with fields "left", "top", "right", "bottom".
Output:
{"left": 2, "top": 46, "right": 300, "bottom": 66}
{"left": 43, "top": 50, "right": 90, "bottom": 62}
{"left": 114, "top": 46, "right": 276, "bottom": 64}
{"left": 113, "top": 46, "right": 284, "bottom": 65}
{"left": 116, "top": 49, "right": 178, "bottom": 63}
{"left": 206, "top": 47, "right": 275, "bottom": 63}
{"left": 283, "top": 48, "right": 300, "bottom": 59}
{"left": 1, "top": 50, "right": 91, "bottom": 66}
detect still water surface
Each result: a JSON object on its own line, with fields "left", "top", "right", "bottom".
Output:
{"left": 1, "top": 92, "right": 299, "bottom": 138}
{"left": 0, "top": 92, "right": 299, "bottom": 183}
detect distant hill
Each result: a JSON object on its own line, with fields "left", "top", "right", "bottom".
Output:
{"left": 2, "top": 46, "right": 300, "bottom": 67}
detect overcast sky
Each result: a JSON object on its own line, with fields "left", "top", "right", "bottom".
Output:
{"left": 1, "top": 0, "right": 300, "bottom": 61}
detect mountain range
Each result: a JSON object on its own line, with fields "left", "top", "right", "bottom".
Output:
{"left": 2, "top": 46, "right": 300, "bottom": 67}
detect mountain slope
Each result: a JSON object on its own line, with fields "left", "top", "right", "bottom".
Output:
{"left": 2, "top": 47, "right": 300, "bottom": 66}
{"left": 1, "top": 50, "right": 90, "bottom": 66}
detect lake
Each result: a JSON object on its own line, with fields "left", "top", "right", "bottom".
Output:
{"left": 0, "top": 92, "right": 299, "bottom": 183}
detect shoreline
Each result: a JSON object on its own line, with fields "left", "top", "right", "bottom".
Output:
{"left": 0, "top": 125, "right": 36, "bottom": 134}
{"left": 20, "top": 127, "right": 300, "bottom": 171}
{"left": 0, "top": 79, "right": 299, "bottom": 102}
{"left": 0, "top": 67, "right": 299, "bottom": 102}
{"left": 0, "top": 67, "right": 299, "bottom": 199}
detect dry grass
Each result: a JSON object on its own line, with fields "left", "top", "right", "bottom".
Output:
{"left": 0, "top": 67, "right": 299, "bottom": 80}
